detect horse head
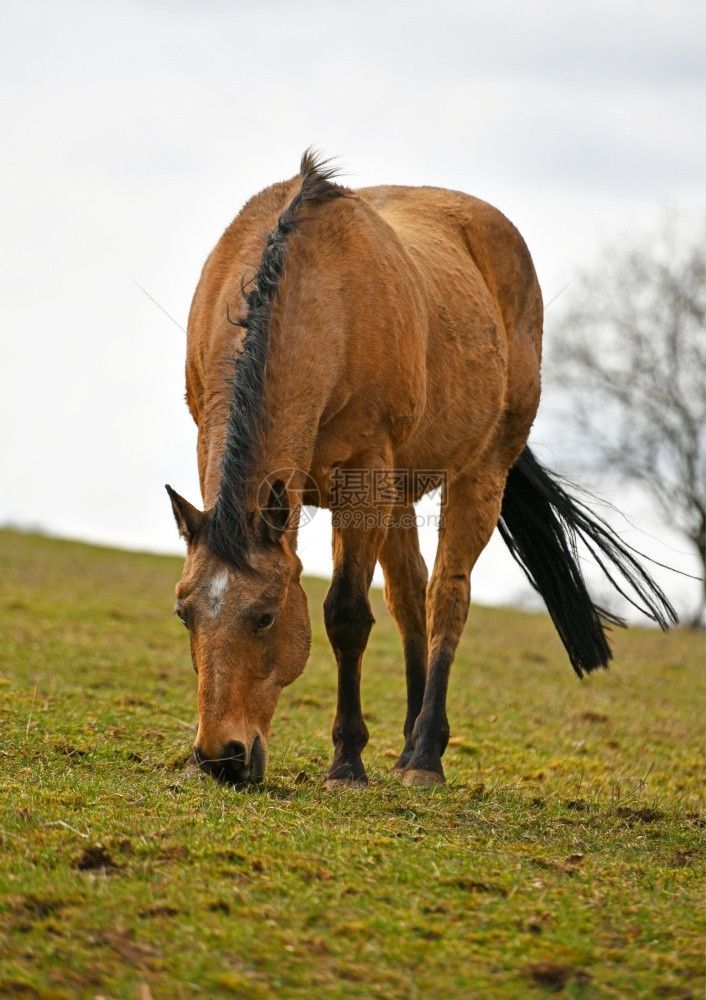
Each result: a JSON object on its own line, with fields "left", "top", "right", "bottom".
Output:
{"left": 166, "top": 481, "right": 311, "bottom": 784}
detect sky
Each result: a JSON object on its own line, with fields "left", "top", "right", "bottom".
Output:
{"left": 1, "top": 0, "right": 704, "bottom": 621}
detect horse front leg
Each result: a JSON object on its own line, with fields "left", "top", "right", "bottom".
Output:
{"left": 323, "top": 515, "right": 388, "bottom": 789}
{"left": 403, "top": 470, "right": 506, "bottom": 787}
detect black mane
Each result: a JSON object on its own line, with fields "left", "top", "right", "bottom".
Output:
{"left": 204, "top": 150, "right": 345, "bottom": 570}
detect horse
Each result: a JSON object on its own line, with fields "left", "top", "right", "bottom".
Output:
{"left": 166, "top": 151, "right": 676, "bottom": 788}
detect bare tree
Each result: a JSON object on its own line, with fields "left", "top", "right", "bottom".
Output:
{"left": 547, "top": 215, "right": 706, "bottom": 628}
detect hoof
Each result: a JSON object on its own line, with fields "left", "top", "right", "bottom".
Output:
{"left": 402, "top": 768, "right": 445, "bottom": 788}
{"left": 324, "top": 777, "right": 368, "bottom": 791}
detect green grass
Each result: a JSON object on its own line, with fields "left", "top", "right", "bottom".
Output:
{"left": 0, "top": 529, "right": 703, "bottom": 999}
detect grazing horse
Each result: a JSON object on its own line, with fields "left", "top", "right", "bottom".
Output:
{"left": 167, "top": 152, "right": 675, "bottom": 788}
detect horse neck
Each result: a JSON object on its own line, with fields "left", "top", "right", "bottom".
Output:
{"left": 248, "top": 312, "right": 329, "bottom": 500}
{"left": 201, "top": 315, "right": 329, "bottom": 514}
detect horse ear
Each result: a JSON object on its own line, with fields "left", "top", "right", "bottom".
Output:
{"left": 260, "top": 478, "right": 290, "bottom": 545}
{"left": 165, "top": 485, "right": 205, "bottom": 544}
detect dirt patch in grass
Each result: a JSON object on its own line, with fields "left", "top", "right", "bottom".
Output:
{"left": 75, "top": 843, "right": 118, "bottom": 872}
{"left": 526, "top": 962, "right": 593, "bottom": 991}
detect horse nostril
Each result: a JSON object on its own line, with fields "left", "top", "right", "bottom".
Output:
{"left": 249, "top": 734, "right": 266, "bottom": 783}
{"left": 222, "top": 740, "right": 247, "bottom": 772}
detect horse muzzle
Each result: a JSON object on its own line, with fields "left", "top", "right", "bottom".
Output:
{"left": 193, "top": 734, "right": 266, "bottom": 785}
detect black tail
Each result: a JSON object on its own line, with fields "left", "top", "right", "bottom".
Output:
{"left": 497, "top": 446, "right": 678, "bottom": 678}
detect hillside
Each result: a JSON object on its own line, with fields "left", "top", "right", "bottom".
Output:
{"left": 0, "top": 530, "right": 703, "bottom": 998}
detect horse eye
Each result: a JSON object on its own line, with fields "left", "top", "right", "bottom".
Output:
{"left": 174, "top": 606, "right": 189, "bottom": 628}
{"left": 253, "top": 611, "right": 276, "bottom": 634}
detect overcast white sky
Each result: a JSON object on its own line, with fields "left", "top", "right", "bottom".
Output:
{"left": 1, "top": 0, "right": 704, "bottom": 619}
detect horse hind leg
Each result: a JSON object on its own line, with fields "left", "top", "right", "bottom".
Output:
{"left": 378, "top": 510, "right": 428, "bottom": 771}
{"left": 403, "top": 469, "right": 506, "bottom": 787}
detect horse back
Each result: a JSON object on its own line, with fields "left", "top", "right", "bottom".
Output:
{"left": 356, "top": 185, "right": 543, "bottom": 473}
{"left": 358, "top": 184, "right": 542, "bottom": 354}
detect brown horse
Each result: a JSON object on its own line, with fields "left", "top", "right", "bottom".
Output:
{"left": 167, "top": 152, "right": 675, "bottom": 788}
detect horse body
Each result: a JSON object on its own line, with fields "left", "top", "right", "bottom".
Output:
{"left": 168, "top": 153, "right": 675, "bottom": 787}
{"left": 188, "top": 179, "right": 541, "bottom": 506}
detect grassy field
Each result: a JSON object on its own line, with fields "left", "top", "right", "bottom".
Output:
{"left": 0, "top": 529, "right": 703, "bottom": 999}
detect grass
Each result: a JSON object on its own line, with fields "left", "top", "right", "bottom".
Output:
{"left": 0, "top": 528, "right": 703, "bottom": 999}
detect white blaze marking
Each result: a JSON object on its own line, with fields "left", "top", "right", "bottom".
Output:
{"left": 208, "top": 570, "right": 230, "bottom": 618}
